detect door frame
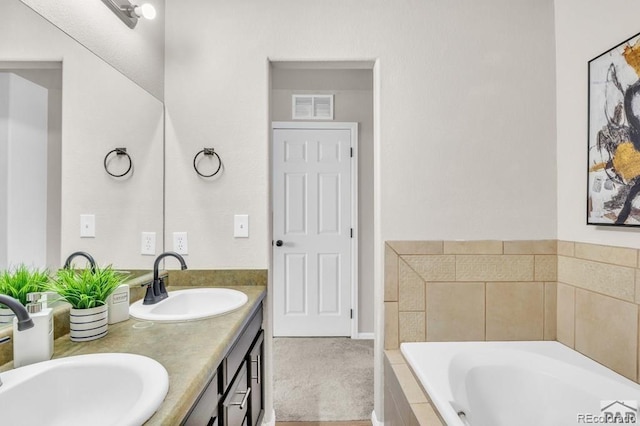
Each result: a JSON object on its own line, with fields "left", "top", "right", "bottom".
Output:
{"left": 271, "top": 121, "right": 359, "bottom": 338}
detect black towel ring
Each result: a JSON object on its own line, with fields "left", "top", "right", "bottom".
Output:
{"left": 193, "top": 148, "right": 222, "bottom": 178}
{"left": 103, "top": 148, "right": 132, "bottom": 178}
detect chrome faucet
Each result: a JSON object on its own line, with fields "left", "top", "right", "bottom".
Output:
{"left": 63, "top": 251, "right": 97, "bottom": 273}
{"left": 143, "top": 251, "right": 188, "bottom": 305}
{"left": 0, "top": 294, "right": 34, "bottom": 386}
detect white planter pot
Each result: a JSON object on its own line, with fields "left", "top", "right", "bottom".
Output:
{"left": 69, "top": 305, "right": 108, "bottom": 342}
{"left": 0, "top": 307, "right": 15, "bottom": 325}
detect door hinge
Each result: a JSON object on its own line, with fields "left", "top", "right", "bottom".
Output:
{"left": 350, "top": 228, "right": 353, "bottom": 238}
{"left": 350, "top": 147, "right": 353, "bottom": 158}
{"left": 350, "top": 309, "right": 353, "bottom": 319}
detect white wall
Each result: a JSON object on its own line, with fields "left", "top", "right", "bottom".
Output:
{"left": 0, "top": 73, "right": 48, "bottom": 269}
{"left": 165, "top": 0, "right": 557, "bottom": 267}
{"left": 271, "top": 68, "right": 375, "bottom": 334}
{"left": 1, "top": 0, "right": 164, "bottom": 269}
{"left": 556, "top": 0, "right": 640, "bottom": 247}
{"left": 19, "top": 0, "right": 165, "bottom": 99}
{"left": 165, "top": 0, "right": 557, "bottom": 420}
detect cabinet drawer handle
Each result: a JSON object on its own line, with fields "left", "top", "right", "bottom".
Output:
{"left": 230, "top": 387, "right": 251, "bottom": 409}
{"left": 251, "top": 355, "right": 261, "bottom": 384}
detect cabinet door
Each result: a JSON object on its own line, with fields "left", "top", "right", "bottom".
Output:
{"left": 183, "top": 373, "right": 219, "bottom": 426}
{"left": 248, "top": 330, "right": 264, "bottom": 426}
{"left": 222, "top": 361, "right": 249, "bottom": 426}
{"left": 223, "top": 307, "right": 263, "bottom": 389}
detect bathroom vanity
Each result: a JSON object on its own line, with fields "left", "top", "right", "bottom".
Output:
{"left": 0, "top": 285, "right": 267, "bottom": 426}
{"left": 183, "top": 305, "right": 264, "bottom": 426}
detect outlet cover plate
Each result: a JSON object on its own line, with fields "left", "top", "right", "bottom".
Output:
{"left": 141, "top": 232, "right": 156, "bottom": 255}
{"left": 173, "top": 232, "right": 188, "bottom": 255}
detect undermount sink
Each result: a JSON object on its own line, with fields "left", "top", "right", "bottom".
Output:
{"left": 129, "top": 288, "right": 248, "bottom": 322}
{"left": 0, "top": 353, "right": 168, "bottom": 426}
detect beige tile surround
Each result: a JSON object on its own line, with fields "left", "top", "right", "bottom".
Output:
{"left": 385, "top": 240, "right": 557, "bottom": 349}
{"left": 384, "top": 350, "right": 443, "bottom": 425}
{"left": 385, "top": 239, "right": 640, "bottom": 386}
{"left": 557, "top": 241, "right": 639, "bottom": 381}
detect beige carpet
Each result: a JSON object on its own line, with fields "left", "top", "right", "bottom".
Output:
{"left": 273, "top": 337, "right": 374, "bottom": 421}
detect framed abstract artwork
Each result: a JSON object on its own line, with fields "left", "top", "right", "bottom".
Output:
{"left": 588, "top": 31, "right": 640, "bottom": 226}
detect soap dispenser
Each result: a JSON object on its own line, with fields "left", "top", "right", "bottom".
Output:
{"left": 13, "top": 292, "right": 53, "bottom": 367}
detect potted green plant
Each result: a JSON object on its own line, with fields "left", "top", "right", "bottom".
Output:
{"left": 0, "top": 264, "right": 50, "bottom": 324}
{"left": 46, "top": 265, "right": 126, "bottom": 342}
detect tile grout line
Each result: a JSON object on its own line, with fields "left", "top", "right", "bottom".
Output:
{"left": 396, "top": 258, "right": 400, "bottom": 348}
{"left": 542, "top": 280, "right": 546, "bottom": 340}
{"left": 424, "top": 278, "right": 428, "bottom": 342}
{"left": 571, "top": 287, "right": 579, "bottom": 352}
{"left": 454, "top": 253, "right": 457, "bottom": 282}
{"left": 484, "top": 281, "right": 487, "bottom": 341}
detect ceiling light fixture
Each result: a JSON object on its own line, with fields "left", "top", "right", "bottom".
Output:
{"left": 100, "top": 0, "right": 156, "bottom": 29}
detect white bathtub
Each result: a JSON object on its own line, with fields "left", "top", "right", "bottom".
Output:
{"left": 401, "top": 341, "right": 640, "bottom": 426}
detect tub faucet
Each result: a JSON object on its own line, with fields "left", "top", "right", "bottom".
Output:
{"left": 0, "top": 295, "right": 34, "bottom": 387}
{"left": 63, "top": 251, "right": 97, "bottom": 273}
{"left": 143, "top": 251, "right": 188, "bottom": 305}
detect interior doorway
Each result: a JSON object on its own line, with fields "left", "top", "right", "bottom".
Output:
{"left": 270, "top": 63, "right": 375, "bottom": 338}
{"left": 268, "top": 61, "right": 375, "bottom": 421}
{"left": 272, "top": 122, "right": 357, "bottom": 337}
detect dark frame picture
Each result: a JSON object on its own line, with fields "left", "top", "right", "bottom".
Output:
{"left": 588, "top": 31, "right": 640, "bottom": 226}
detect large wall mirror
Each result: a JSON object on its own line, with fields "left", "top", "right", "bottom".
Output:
{"left": 0, "top": 1, "right": 164, "bottom": 292}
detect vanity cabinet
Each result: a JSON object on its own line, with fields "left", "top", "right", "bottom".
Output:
{"left": 182, "top": 304, "right": 264, "bottom": 426}
{"left": 247, "top": 330, "right": 264, "bottom": 426}
{"left": 183, "top": 372, "right": 219, "bottom": 426}
{"left": 222, "top": 360, "right": 250, "bottom": 425}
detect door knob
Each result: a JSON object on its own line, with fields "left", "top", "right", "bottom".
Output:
{"left": 275, "top": 240, "right": 283, "bottom": 247}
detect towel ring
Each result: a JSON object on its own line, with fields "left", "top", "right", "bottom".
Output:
{"left": 193, "top": 148, "right": 222, "bottom": 178}
{"left": 104, "top": 148, "right": 132, "bottom": 177}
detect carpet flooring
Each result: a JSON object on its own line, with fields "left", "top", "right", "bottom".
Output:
{"left": 273, "top": 337, "right": 374, "bottom": 422}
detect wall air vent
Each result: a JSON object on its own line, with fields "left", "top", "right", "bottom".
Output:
{"left": 292, "top": 94, "right": 334, "bottom": 120}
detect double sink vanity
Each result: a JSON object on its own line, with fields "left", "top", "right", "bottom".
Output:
{"left": 0, "top": 271, "right": 267, "bottom": 426}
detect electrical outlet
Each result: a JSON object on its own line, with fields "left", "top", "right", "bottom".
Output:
{"left": 173, "top": 232, "right": 188, "bottom": 255}
{"left": 141, "top": 232, "right": 156, "bottom": 255}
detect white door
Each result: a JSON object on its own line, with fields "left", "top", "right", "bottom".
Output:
{"left": 273, "top": 124, "right": 354, "bottom": 337}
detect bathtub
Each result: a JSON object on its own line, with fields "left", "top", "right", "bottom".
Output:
{"left": 401, "top": 341, "right": 640, "bottom": 426}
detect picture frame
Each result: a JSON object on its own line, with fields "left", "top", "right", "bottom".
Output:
{"left": 588, "top": 31, "right": 640, "bottom": 226}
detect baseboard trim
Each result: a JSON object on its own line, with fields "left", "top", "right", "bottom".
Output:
{"left": 262, "top": 409, "right": 276, "bottom": 426}
{"left": 371, "top": 409, "right": 383, "bottom": 426}
{"left": 355, "top": 332, "right": 374, "bottom": 340}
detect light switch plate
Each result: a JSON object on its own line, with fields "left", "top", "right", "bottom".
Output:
{"left": 80, "top": 214, "right": 95, "bottom": 238}
{"left": 234, "top": 214, "right": 249, "bottom": 238}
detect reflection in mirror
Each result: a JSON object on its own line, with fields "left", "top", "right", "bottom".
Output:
{"left": 0, "top": 1, "right": 164, "bottom": 329}
{"left": 0, "top": 63, "right": 62, "bottom": 271}
{"left": 18, "top": 0, "right": 165, "bottom": 99}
